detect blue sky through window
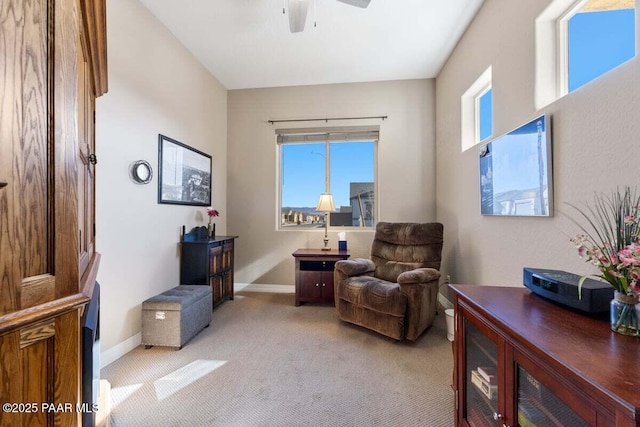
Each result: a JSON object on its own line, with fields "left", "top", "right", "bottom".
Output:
{"left": 479, "top": 88, "right": 493, "bottom": 141}
{"left": 282, "top": 141, "right": 374, "bottom": 208}
{"left": 569, "top": 8, "right": 636, "bottom": 92}
{"left": 282, "top": 7, "right": 636, "bottom": 209}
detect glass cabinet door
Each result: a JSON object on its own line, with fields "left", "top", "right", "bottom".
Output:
{"left": 517, "top": 366, "right": 589, "bottom": 427}
{"left": 464, "top": 319, "right": 499, "bottom": 426}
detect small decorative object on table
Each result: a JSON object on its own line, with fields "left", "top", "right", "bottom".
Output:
{"left": 568, "top": 186, "right": 640, "bottom": 336}
{"left": 206, "top": 208, "right": 219, "bottom": 238}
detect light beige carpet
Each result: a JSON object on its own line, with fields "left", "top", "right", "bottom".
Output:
{"left": 101, "top": 291, "right": 454, "bottom": 426}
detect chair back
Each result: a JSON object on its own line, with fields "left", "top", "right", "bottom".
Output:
{"left": 370, "top": 222, "right": 443, "bottom": 282}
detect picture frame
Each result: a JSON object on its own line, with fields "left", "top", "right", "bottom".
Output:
{"left": 158, "top": 134, "right": 212, "bottom": 206}
{"left": 479, "top": 114, "right": 552, "bottom": 217}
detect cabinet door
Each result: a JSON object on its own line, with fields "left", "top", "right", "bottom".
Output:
{"left": 222, "top": 241, "right": 234, "bottom": 270}
{"left": 77, "top": 27, "right": 96, "bottom": 280}
{"left": 462, "top": 317, "right": 501, "bottom": 426}
{"left": 223, "top": 271, "right": 233, "bottom": 300}
{"left": 320, "top": 268, "right": 335, "bottom": 303}
{"left": 299, "top": 270, "right": 323, "bottom": 302}
{"left": 0, "top": 2, "right": 85, "bottom": 422}
{"left": 209, "top": 245, "right": 223, "bottom": 274}
{"left": 514, "top": 352, "right": 596, "bottom": 427}
{"left": 210, "top": 275, "right": 223, "bottom": 306}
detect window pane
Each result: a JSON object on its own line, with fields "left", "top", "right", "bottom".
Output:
{"left": 478, "top": 88, "right": 493, "bottom": 141}
{"left": 281, "top": 143, "right": 326, "bottom": 228}
{"left": 329, "top": 141, "right": 375, "bottom": 227}
{"left": 569, "top": 7, "right": 635, "bottom": 92}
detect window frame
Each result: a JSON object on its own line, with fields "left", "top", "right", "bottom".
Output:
{"left": 461, "top": 66, "right": 493, "bottom": 151}
{"left": 276, "top": 127, "right": 378, "bottom": 231}
{"left": 535, "top": 0, "right": 636, "bottom": 108}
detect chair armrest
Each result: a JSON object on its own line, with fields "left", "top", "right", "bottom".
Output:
{"left": 335, "top": 258, "right": 376, "bottom": 277}
{"left": 397, "top": 268, "right": 440, "bottom": 285}
{"left": 397, "top": 268, "right": 441, "bottom": 341}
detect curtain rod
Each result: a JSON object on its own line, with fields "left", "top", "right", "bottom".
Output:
{"left": 268, "top": 115, "right": 387, "bottom": 124}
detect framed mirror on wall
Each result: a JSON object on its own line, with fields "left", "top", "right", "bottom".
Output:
{"left": 158, "top": 134, "right": 212, "bottom": 206}
{"left": 130, "top": 160, "right": 153, "bottom": 184}
{"left": 479, "top": 114, "right": 553, "bottom": 217}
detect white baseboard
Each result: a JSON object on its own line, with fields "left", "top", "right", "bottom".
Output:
{"left": 438, "top": 292, "right": 453, "bottom": 310}
{"left": 237, "top": 283, "right": 295, "bottom": 294}
{"left": 101, "top": 332, "right": 141, "bottom": 368}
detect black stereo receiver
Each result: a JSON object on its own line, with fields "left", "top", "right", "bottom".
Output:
{"left": 523, "top": 267, "right": 613, "bottom": 314}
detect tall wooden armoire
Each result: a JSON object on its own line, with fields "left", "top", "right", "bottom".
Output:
{"left": 0, "top": 0, "right": 107, "bottom": 426}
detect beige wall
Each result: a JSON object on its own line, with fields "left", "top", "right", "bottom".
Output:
{"left": 436, "top": 0, "right": 640, "bottom": 294}
{"left": 96, "top": 0, "right": 640, "bottom": 363}
{"left": 228, "top": 80, "right": 437, "bottom": 285}
{"left": 96, "top": 0, "right": 227, "bottom": 365}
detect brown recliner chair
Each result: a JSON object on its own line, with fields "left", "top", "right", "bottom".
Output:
{"left": 334, "top": 222, "right": 443, "bottom": 341}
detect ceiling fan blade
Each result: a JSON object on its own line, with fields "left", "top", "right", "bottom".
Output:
{"left": 336, "top": 0, "right": 371, "bottom": 8}
{"left": 288, "top": 0, "right": 309, "bottom": 33}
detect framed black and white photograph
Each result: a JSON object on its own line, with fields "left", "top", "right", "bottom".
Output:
{"left": 158, "top": 134, "right": 212, "bottom": 206}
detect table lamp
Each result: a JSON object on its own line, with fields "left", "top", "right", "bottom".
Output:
{"left": 316, "top": 193, "right": 336, "bottom": 250}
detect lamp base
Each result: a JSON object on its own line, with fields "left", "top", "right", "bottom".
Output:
{"left": 322, "top": 234, "right": 330, "bottom": 251}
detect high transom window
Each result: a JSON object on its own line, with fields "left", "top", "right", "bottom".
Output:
{"left": 461, "top": 66, "right": 492, "bottom": 151}
{"left": 563, "top": 0, "right": 636, "bottom": 93}
{"left": 536, "top": 0, "right": 636, "bottom": 107}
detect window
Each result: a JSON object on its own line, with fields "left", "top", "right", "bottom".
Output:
{"left": 535, "top": 0, "right": 635, "bottom": 107}
{"left": 565, "top": 1, "right": 635, "bottom": 92}
{"left": 477, "top": 87, "right": 493, "bottom": 142}
{"left": 461, "top": 66, "right": 492, "bottom": 151}
{"left": 277, "top": 127, "right": 377, "bottom": 230}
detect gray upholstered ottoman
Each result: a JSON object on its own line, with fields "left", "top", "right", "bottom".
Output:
{"left": 141, "top": 285, "right": 212, "bottom": 349}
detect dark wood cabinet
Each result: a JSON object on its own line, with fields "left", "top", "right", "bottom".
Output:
{"left": 181, "top": 233, "right": 238, "bottom": 308}
{"left": 292, "top": 249, "right": 350, "bottom": 306}
{"left": 450, "top": 284, "right": 640, "bottom": 427}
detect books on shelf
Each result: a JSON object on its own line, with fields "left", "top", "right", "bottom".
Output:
{"left": 518, "top": 397, "right": 553, "bottom": 427}
{"left": 520, "top": 369, "right": 542, "bottom": 400}
{"left": 477, "top": 366, "right": 496, "bottom": 384}
{"left": 471, "top": 369, "right": 497, "bottom": 400}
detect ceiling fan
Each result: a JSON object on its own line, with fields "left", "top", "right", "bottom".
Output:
{"left": 285, "top": 0, "right": 372, "bottom": 33}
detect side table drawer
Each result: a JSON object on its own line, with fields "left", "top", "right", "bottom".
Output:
{"left": 300, "top": 260, "right": 336, "bottom": 271}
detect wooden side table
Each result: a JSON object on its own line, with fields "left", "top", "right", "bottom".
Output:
{"left": 292, "top": 249, "right": 350, "bottom": 306}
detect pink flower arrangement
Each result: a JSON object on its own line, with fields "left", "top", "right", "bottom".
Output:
{"left": 206, "top": 208, "right": 219, "bottom": 218}
{"left": 568, "top": 187, "right": 640, "bottom": 297}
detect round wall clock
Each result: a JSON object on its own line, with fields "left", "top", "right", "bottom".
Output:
{"left": 131, "top": 160, "right": 153, "bottom": 184}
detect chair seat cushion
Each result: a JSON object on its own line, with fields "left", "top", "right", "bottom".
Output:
{"left": 337, "top": 276, "right": 407, "bottom": 316}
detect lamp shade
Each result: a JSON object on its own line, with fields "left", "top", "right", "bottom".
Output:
{"left": 337, "top": 0, "right": 371, "bottom": 8}
{"left": 316, "top": 193, "right": 336, "bottom": 212}
{"left": 287, "top": 0, "right": 309, "bottom": 33}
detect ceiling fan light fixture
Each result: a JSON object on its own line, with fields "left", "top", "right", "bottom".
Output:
{"left": 336, "top": 0, "right": 371, "bottom": 8}
{"left": 287, "top": 0, "right": 309, "bottom": 33}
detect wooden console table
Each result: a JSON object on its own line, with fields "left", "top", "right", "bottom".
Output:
{"left": 292, "top": 249, "right": 350, "bottom": 306}
{"left": 450, "top": 284, "right": 640, "bottom": 427}
{"left": 180, "top": 228, "right": 238, "bottom": 308}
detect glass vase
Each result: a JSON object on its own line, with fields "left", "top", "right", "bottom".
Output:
{"left": 610, "top": 291, "right": 640, "bottom": 336}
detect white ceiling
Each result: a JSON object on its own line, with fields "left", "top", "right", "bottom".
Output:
{"left": 138, "top": 0, "right": 484, "bottom": 90}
